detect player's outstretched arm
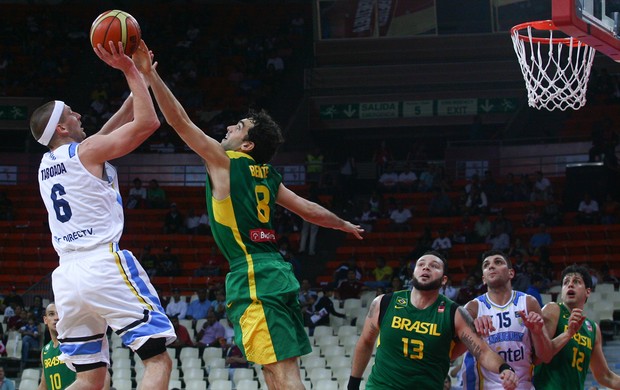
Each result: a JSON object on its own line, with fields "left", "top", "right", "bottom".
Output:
{"left": 590, "top": 324, "right": 620, "bottom": 389}
{"left": 80, "top": 40, "right": 159, "bottom": 164}
{"left": 348, "top": 295, "right": 381, "bottom": 390}
{"left": 136, "top": 41, "right": 229, "bottom": 171}
{"left": 455, "top": 307, "right": 518, "bottom": 390}
{"left": 277, "top": 184, "right": 364, "bottom": 239}
{"left": 521, "top": 296, "right": 553, "bottom": 363}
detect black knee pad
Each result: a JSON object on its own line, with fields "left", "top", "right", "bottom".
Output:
{"left": 74, "top": 361, "right": 107, "bottom": 373}
{"left": 136, "top": 337, "right": 167, "bottom": 361}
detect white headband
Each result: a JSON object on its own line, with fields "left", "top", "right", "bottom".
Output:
{"left": 37, "top": 100, "right": 64, "bottom": 146}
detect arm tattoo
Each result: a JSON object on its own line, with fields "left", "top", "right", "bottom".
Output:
{"left": 458, "top": 307, "right": 483, "bottom": 358}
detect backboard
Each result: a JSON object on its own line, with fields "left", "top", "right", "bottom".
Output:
{"left": 553, "top": 0, "right": 620, "bottom": 60}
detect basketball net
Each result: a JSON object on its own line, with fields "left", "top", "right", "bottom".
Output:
{"left": 511, "top": 20, "right": 596, "bottom": 111}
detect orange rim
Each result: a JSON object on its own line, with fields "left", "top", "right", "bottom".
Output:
{"left": 511, "top": 20, "right": 588, "bottom": 47}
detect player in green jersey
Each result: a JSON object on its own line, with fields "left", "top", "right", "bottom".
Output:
{"left": 348, "top": 251, "right": 519, "bottom": 390}
{"left": 138, "top": 41, "right": 364, "bottom": 390}
{"left": 37, "top": 303, "right": 110, "bottom": 390}
{"left": 534, "top": 265, "right": 620, "bottom": 389}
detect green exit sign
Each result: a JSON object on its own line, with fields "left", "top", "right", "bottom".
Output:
{"left": 0, "top": 105, "right": 27, "bottom": 120}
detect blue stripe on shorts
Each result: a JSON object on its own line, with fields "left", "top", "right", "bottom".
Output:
{"left": 60, "top": 339, "right": 103, "bottom": 357}
{"left": 120, "top": 249, "right": 164, "bottom": 310}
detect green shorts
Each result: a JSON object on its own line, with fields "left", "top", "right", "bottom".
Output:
{"left": 226, "top": 252, "right": 311, "bottom": 364}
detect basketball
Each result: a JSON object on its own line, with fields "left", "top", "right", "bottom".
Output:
{"left": 90, "top": 10, "right": 141, "bottom": 56}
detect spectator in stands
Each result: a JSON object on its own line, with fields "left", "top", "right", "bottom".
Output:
{"left": 513, "top": 261, "right": 539, "bottom": 293}
{"left": 439, "top": 275, "right": 460, "bottom": 301}
{"left": 387, "top": 276, "right": 404, "bottom": 293}
{"left": 196, "top": 310, "right": 225, "bottom": 348}
{"left": 366, "top": 256, "right": 393, "bottom": 289}
{"left": 388, "top": 200, "right": 412, "bottom": 232}
{"left": 397, "top": 163, "right": 418, "bottom": 193}
{"left": 540, "top": 196, "right": 563, "bottom": 226}
{"left": 409, "top": 226, "right": 434, "bottom": 259}
{"left": 334, "top": 256, "right": 363, "bottom": 287}
{"left": 394, "top": 256, "right": 413, "bottom": 285}
{"left": 367, "top": 190, "right": 383, "bottom": 215}
{"left": 491, "top": 210, "right": 513, "bottom": 237}
{"left": 186, "top": 289, "right": 212, "bottom": 322}
{"left": 197, "top": 209, "right": 211, "bottom": 235}
{"left": 431, "top": 227, "right": 452, "bottom": 258}
{"left": 428, "top": 187, "right": 453, "bottom": 217}
{"left": 452, "top": 213, "right": 474, "bottom": 244}
{"left": 305, "top": 147, "right": 324, "bottom": 186}
{"left": 298, "top": 279, "right": 315, "bottom": 312}
{"left": 0, "top": 192, "right": 14, "bottom": 221}
{"left": 417, "top": 164, "right": 435, "bottom": 192}
{"left": 0, "top": 366, "right": 15, "bottom": 390}
{"left": 158, "top": 246, "right": 181, "bottom": 276}
{"left": 165, "top": 288, "right": 188, "bottom": 320}
{"left": 225, "top": 339, "right": 250, "bottom": 380}
{"left": 455, "top": 275, "right": 484, "bottom": 305}
{"left": 481, "top": 170, "right": 499, "bottom": 203}
{"left": 473, "top": 212, "right": 492, "bottom": 243}
{"left": 146, "top": 179, "right": 168, "bottom": 209}
{"left": 373, "top": 140, "right": 392, "bottom": 177}
{"left": 336, "top": 269, "right": 366, "bottom": 300}
{"left": 3, "top": 287, "right": 23, "bottom": 312}
{"left": 5, "top": 305, "right": 25, "bottom": 332}
{"left": 29, "top": 295, "right": 44, "bottom": 323}
{"left": 303, "top": 287, "right": 345, "bottom": 335}
{"left": 184, "top": 208, "right": 201, "bottom": 234}
{"left": 600, "top": 193, "right": 619, "bottom": 224}
{"left": 465, "top": 185, "right": 488, "bottom": 215}
{"left": 486, "top": 225, "right": 510, "bottom": 252}
{"left": 529, "top": 223, "right": 552, "bottom": 257}
{"left": 576, "top": 192, "right": 600, "bottom": 225}
{"left": 139, "top": 244, "right": 159, "bottom": 278}
{"left": 163, "top": 202, "right": 185, "bottom": 234}
{"left": 507, "top": 238, "right": 530, "bottom": 265}
{"left": 126, "top": 177, "right": 147, "bottom": 209}
{"left": 501, "top": 172, "right": 518, "bottom": 202}
{"left": 211, "top": 290, "right": 227, "bottom": 321}
{"left": 18, "top": 312, "right": 39, "bottom": 370}
{"left": 523, "top": 204, "right": 541, "bottom": 228}
{"left": 525, "top": 274, "right": 545, "bottom": 307}
{"left": 354, "top": 203, "right": 377, "bottom": 233}
{"left": 531, "top": 171, "right": 553, "bottom": 201}
{"left": 168, "top": 315, "right": 193, "bottom": 351}
{"left": 377, "top": 166, "right": 398, "bottom": 193}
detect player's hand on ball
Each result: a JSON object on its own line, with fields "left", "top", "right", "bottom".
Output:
{"left": 132, "top": 40, "right": 156, "bottom": 75}
{"left": 93, "top": 41, "right": 133, "bottom": 72}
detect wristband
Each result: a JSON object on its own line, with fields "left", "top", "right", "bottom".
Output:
{"left": 499, "top": 363, "right": 515, "bottom": 374}
{"left": 348, "top": 376, "right": 362, "bottom": 390}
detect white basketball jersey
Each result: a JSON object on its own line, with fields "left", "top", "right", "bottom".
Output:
{"left": 460, "top": 290, "right": 534, "bottom": 390}
{"left": 38, "top": 143, "right": 123, "bottom": 254}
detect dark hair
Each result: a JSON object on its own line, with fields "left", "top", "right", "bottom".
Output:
{"left": 561, "top": 264, "right": 593, "bottom": 289}
{"left": 245, "top": 109, "right": 284, "bottom": 164}
{"left": 481, "top": 250, "right": 512, "bottom": 269}
{"left": 30, "top": 101, "right": 62, "bottom": 142}
{"left": 420, "top": 250, "right": 448, "bottom": 274}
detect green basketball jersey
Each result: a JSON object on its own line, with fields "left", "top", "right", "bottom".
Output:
{"left": 205, "top": 151, "right": 282, "bottom": 263}
{"left": 533, "top": 303, "right": 597, "bottom": 390}
{"left": 42, "top": 340, "right": 76, "bottom": 390}
{"left": 366, "top": 291, "right": 457, "bottom": 390}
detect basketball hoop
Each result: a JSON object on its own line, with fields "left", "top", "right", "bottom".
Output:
{"left": 511, "top": 20, "right": 596, "bottom": 111}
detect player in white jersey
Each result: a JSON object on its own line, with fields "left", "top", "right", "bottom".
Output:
{"left": 29, "top": 40, "right": 175, "bottom": 390}
{"left": 457, "top": 250, "right": 553, "bottom": 390}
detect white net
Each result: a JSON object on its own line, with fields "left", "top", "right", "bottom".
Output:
{"left": 511, "top": 22, "right": 596, "bottom": 111}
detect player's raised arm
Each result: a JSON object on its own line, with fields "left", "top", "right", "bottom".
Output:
{"left": 136, "top": 41, "right": 229, "bottom": 172}
{"left": 277, "top": 184, "right": 363, "bottom": 239}
{"left": 80, "top": 40, "right": 159, "bottom": 165}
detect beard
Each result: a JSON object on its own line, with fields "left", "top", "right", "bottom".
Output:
{"left": 412, "top": 275, "right": 444, "bottom": 291}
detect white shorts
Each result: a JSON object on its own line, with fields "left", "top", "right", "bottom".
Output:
{"left": 52, "top": 243, "right": 176, "bottom": 369}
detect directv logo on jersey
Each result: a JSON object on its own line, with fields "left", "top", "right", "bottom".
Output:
{"left": 40, "top": 162, "right": 67, "bottom": 180}
{"left": 249, "top": 229, "right": 276, "bottom": 243}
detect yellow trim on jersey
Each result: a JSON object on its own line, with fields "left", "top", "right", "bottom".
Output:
{"left": 227, "top": 150, "right": 255, "bottom": 161}
{"left": 210, "top": 193, "right": 276, "bottom": 363}
{"left": 113, "top": 251, "right": 154, "bottom": 311}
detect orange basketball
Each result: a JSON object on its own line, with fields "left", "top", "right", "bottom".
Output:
{"left": 90, "top": 10, "right": 141, "bottom": 56}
